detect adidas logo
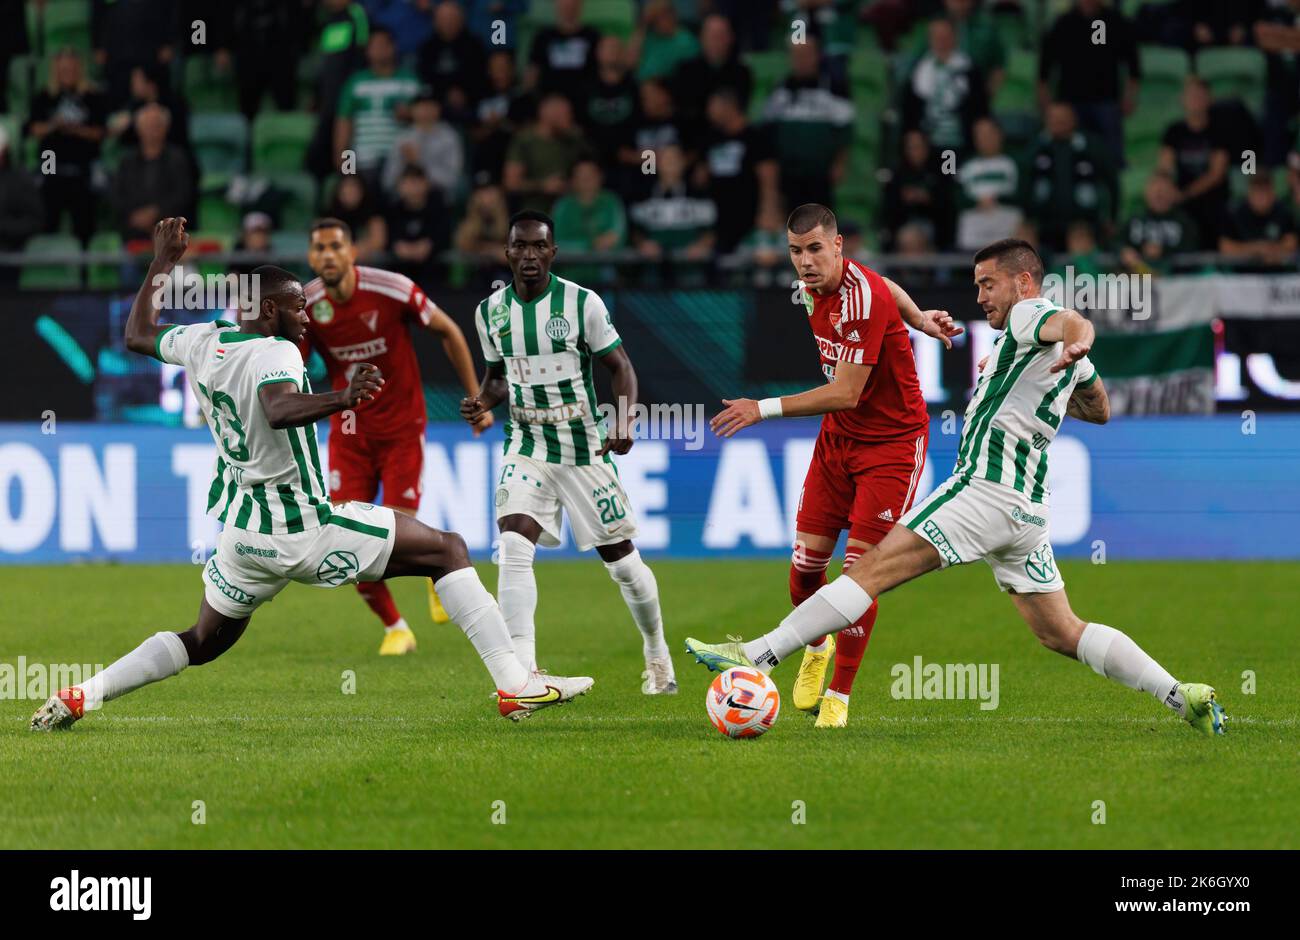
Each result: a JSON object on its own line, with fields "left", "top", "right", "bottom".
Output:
{"left": 877, "top": 508, "right": 894, "bottom": 521}
{"left": 846, "top": 329, "right": 861, "bottom": 342}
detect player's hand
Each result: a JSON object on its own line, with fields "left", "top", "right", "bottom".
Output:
{"left": 597, "top": 430, "right": 634, "bottom": 456}
{"left": 1051, "top": 341, "right": 1091, "bottom": 374}
{"left": 710, "top": 398, "right": 761, "bottom": 438}
{"left": 153, "top": 217, "right": 189, "bottom": 265}
{"left": 977, "top": 354, "right": 990, "bottom": 373}
{"left": 344, "top": 363, "right": 384, "bottom": 406}
{"left": 918, "top": 309, "right": 964, "bottom": 349}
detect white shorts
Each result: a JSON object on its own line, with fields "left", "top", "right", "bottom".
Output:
{"left": 494, "top": 453, "right": 638, "bottom": 552}
{"left": 202, "top": 501, "right": 397, "bottom": 618}
{"left": 900, "top": 474, "right": 1064, "bottom": 594}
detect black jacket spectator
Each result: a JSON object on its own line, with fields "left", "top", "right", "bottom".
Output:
{"left": 91, "top": 0, "right": 183, "bottom": 108}
{"left": 0, "top": 137, "right": 44, "bottom": 253}
{"left": 418, "top": 1, "right": 489, "bottom": 123}
{"left": 671, "top": 14, "right": 753, "bottom": 128}
{"left": 528, "top": 8, "right": 600, "bottom": 107}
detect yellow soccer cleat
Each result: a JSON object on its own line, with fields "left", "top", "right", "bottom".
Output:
{"left": 379, "top": 626, "right": 418, "bottom": 656}
{"left": 427, "top": 580, "right": 450, "bottom": 623}
{"left": 792, "top": 636, "right": 835, "bottom": 712}
{"left": 814, "top": 694, "right": 849, "bottom": 728}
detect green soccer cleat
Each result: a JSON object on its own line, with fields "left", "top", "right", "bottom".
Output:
{"left": 1180, "top": 682, "right": 1226, "bottom": 736}
{"left": 684, "top": 635, "right": 754, "bottom": 673}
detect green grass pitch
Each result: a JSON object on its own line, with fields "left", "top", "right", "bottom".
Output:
{"left": 1, "top": 559, "right": 1295, "bottom": 849}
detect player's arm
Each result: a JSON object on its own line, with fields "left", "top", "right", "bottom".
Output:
{"left": 882, "top": 276, "right": 964, "bottom": 349}
{"left": 258, "top": 363, "right": 383, "bottom": 430}
{"left": 596, "top": 344, "right": 638, "bottom": 455}
{"left": 710, "top": 359, "right": 872, "bottom": 438}
{"left": 1035, "top": 308, "right": 1096, "bottom": 373}
{"left": 124, "top": 217, "right": 189, "bottom": 357}
{"left": 1066, "top": 373, "right": 1110, "bottom": 425}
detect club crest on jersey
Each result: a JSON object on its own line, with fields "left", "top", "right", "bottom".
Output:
{"left": 317, "top": 550, "right": 360, "bottom": 586}
{"left": 361, "top": 310, "right": 379, "bottom": 332}
{"left": 1025, "top": 544, "right": 1057, "bottom": 583}
{"left": 489, "top": 302, "right": 510, "bottom": 330}
{"left": 312, "top": 300, "right": 334, "bottom": 324}
{"left": 544, "top": 315, "right": 571, "bottom": 341}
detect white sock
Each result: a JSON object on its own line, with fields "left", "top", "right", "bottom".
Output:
{"left": 604, "top": 549, "right": 669, "bottom": 659}
{"left": 497, "top": 531, "right": 538, "bottom": 673}
{"left": 807, "top": 637, "right": 829, "bottom": 653}
{"left": 435, "top": 567, "right": 529, "bottom": 693}
{"left": 824, "top": 688, "right": 849, "bottom": 705}
{"left": 1076, "top": 622, "right": 1185, "bottom": 716}
{"left": 385, "top": 617, "right": 409, "bottom": 634}
{"left": 75, "top": 631, "right": 189, "bottom": 711}
{"left": 744, "top": 578, "right": 874, "bottom": 668}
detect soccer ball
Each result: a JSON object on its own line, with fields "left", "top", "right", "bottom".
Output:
{"left": 706, "top": 667, "right": 781, "bottom": 739}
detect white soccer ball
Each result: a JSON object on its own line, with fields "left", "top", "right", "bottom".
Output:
{"left": 706, "top": 667, "right": 781, "bottom": 739}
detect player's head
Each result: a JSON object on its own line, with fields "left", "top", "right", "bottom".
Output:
{"left": 972, "top": 238, "right": 1044, "bottom": 329}
{"left": 307, "top": 217, "right": 357, "bottom": 288}
{"left": 248, "top": 265, "right": 307, "bottom": 341}
{"left": 786, "top": 203, "right": 842, "bottom": 293}
{"left": 506, "top": 210, "right": 557, "bottom": 289}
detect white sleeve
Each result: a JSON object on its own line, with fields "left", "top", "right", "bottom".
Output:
{"left": 1074, "top": 355, "right": 1098, "bottom": 387}
{"left": 155, "top": 323, "right": 202, "bottom": 366}
{"left": 253, "top": 339, "right": 307, "bottom": 391}
{"left": 475, "top": 300, "right": 502, "bottom": 364}
{"left": 1008, "top": 299, "right": 1060, "bottom": 347}
{"left": 582, "top": 291, "right": 621, "bottom": 356}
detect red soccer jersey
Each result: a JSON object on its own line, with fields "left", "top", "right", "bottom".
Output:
{"left": 302, "top": 266, "right": 438, "bottom": 438}
{"left": 803, "top": 257, "right": 929, "bottom": 443}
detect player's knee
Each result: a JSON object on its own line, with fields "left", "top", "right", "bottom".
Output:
{"left": 1038, "top": 619, "right": 1084, "bottom": 656}
{"left": 179, "top": 625, "right": 218, "bottom": 666}
{"left": 440, "top": 530, "right": 471, "bottom": 570}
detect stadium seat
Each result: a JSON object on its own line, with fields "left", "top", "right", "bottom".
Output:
{"left": 262, "top": 171, "right": 319, "bottom": 231}
{"left": 197, "top": 174, "right": 243, "bottom": 234}
{"left": 1125, "top": 101, "right": 1169, "bottom": 153}
{"left": 270, "top": 230, "right": 307, "bottom": 260}
{"left": 43, "top": 0, "right": 92, "bottom": 55}
{"left": 1121, "top": 164, "right": 1149, "bottom": 218}
{"left": 744, "top": 50, "right": 787, "bottom": 119}
{"left": 1196, "top": 48, "right": 1266, "bottom": 117}
{"left": 994, "top": 49, "right": 1038, "bottom": 114}
{"left": 87, "top": 231, "right": 125, "bottom": 290}
{"left": 251, "top": 112, "right": 314, "bottom": 172}
{"left": 190, "top": 113, "right": 249, "bottom": 176}
{"left": 20, "top": 234, "right": 83, "bottom": 290}
{"left": 1138, "top": 46, "right": 1190, "bottom": 109}
{"left": 183, "top": 56, "right": 240, "bottom": 113}
{"left": 582, "top": 0, "right": 635, "bottom": 38}
{"left": 848, "top": 47, "right": 887, "bottom": 104}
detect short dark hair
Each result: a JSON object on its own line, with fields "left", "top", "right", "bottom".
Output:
{"left": 972, "top": 238, "right": 1044, "bottom": 285}
{"left": 249, "top": 265, "right": 302, "bottom": 301}
{"left": 310, "top": 217, "right": 353, "bottom": 242}
{"left": 508, "top": 209, "right": 555, "bottom": 243}
{"left": 787, "top": 203, "right": 837, "bottom": 236}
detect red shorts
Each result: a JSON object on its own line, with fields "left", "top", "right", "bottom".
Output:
{"left": 327, "top": 430, "right": 425, "bottom": 511}
{"left": 796, "top": 429, "right": 928, "bottom": 544}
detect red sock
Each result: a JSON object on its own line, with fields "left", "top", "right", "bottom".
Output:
{"left": 789, "top": 541, "right": 833, "bottom": 645}
{"left": 357, "top": 581, "right": 401, "bottom": 627}
{"left": 828, "top": 551, "right": 876, "bottom": 695}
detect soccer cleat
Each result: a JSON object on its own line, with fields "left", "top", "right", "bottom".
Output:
{"left": 814, "top": 694, "right": 849, "bottom": 729}
{"left": 378, "top": 626, "right": 418, "bottom": 656}
{"left": 30, "top": 688, "right": 85, "bottom": 731}
{"left": 684, "top": 635, "right": 753, "bottom": 673}
{"left": 427, "top": 580, "right": 450, "bottom": 623}
{"left": 497, "top": 674, "right": 594, "bottom": 721}
{"left": 792, "top": 636, "right": 835, "bottom": 712}
{"left": 643, "top": 655, "right": 678, "bottom": 695}
{"left": 1180, "top": 682, "right": 1226, "bottom": 736}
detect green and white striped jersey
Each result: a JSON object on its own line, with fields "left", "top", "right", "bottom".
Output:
{"left": 156, "top": 321, "right": 331, "bottom": 534}
{"left": 475, "top": 274, "right": 622, "bottom": 465}
{"left": 952, "top": 298, "right": 1098, "bottom": 504}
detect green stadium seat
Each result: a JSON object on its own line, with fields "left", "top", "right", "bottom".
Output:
{"left": 1196, "top": 48, "right": 1266, "bottom": 116}
{"left": 744, "top": 50, "right": 787, "bottom": 119}
{"left": 270, "top": 230, "right": 307, "bottom": 258}
{"left": 87, "top": 231, "right": 124, "bottom": 290}
{"left": 849, "top": 47, "right": 887, "bottom": 101}
{"left": 20, "top": 234, "right": 83, "bottom": 290}
{"left": 992, "top": 9, "right": 1029, "bottom": 52}
{"left": 183, "top": 56, "right": 239, "bottom": 113}
{"left": 190, "top": 113, "right": 249, "bottom": 176}
{"left": 582, "top": 0, "right": 634, "bottom": 38}
{"left": 1121, "top": 165, "right": 1150, "bottom": 218}
{"left": 994, "top": 48, "right": 1038, "bottom": 114}
{"left": 251, "top": 112, "right": 314, "bottom": 172}
{"left": 197, "top": 174, "right": 242, "bottom": 234}
{"left": 43, "top": 0, "right": 92, "bottom": 55}
{"left": 1126, "top": 100, "right": 1170, "bottom": 151}
{"left": 262, "top": 171, "right": 319, "bottom": 231}
{"left": 1138, "top": 46, "right": 1190, "bottom": 108}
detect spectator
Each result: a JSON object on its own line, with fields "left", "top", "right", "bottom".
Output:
{"left": 112, "top": 104, "right": 194, "bottom": 242}
{"left": 1039, "top": 0, "right": 1139, "bottom": 163}
{"left": 324, "top": 174, "right": 387, "bottom": 260}
{"left": 385, "top": 164, "right": 448, "bottom": 283}
{"left": 613, "top": 78, "right": 685, "bottom": 200}
{"left": 1182, "top": 0, "right": 1260, "bottom": 49}
{"left": 470, "top": 51, "right": 535, "bottom": 187}
{"left": 1054, "top": 220, "right": 1105, "bottom": 281}
{"left": 956, "top": 118, "right": 1022, "bottom": 251}
{"left": 884, "top": 130, "right": 956, "bottom": 251}
{"left": 306, "top": 0, "right": 370, "bottom": 179}
{"left": 714, "top": 0, "right": 780, "bottom": 54}
{"left": 503, "top": 94, "right": 590, "bottom": 213}
{"left": 738, "top": 199, "right": 788, "bottom": 287}
{"left": 365, "top": 0, "right": 434, "bottom": 57}
{"left": 941, "top": 0, "right": 1007, "bottom": 97}
{"left": 463, "top": 0, "right": 528, "bottom": 50}
{"left": 1022, "top": 102, "right": 1114, "bottom": 252}
{"left": 631, "top": 0, "right": 701, "bottom": 81}
{"left": 1220, "top": 173, "right": 1299, "bottom": 269}
{"left": 226, "top": 0, "right": 300, "bottom": 120}
{"left": 0, "top": 124, "right": 44, "bottom": 259}
{"left": 553, "top": 159, "right": 627, "bottom": 284}
{"left": 454, "top": 183, "right": 510, "bottom": 259}
{"left": 1158, "top": 76, "right": 1230, "bottom": 249}
{"left": 333, "top": 28, "right": 421, "bottom": 181}
{"left": 106, "top": 64, "right": 193, "bottom": 163}
{"left": 417, "top": 1, "right": 489, "bottom": 124}
{"left": 381, "top": 90, "right": 464, "bottom": 205}
{"left": 696, "top": 89, "right": 778, "bottom": 253}
{"left": 232, "top": 211, "right": 274, "bottom": 276}
{"left": 583, "top": 36, "right": 640, "bottom": 168}
{"left": 629, "top": 144, "right": 717, "bottom": 264}
{"left": 897, "top": 220, "right": 936, "bottom": 256}
{"left": 0, "top": 0, "right": 30, "bottom": 113}
{"left": 672, "top": 14, "right": 754, "bottom": 126}
{"left": 1120, "top": 172, "right": 1199, "bottom": 274}
{"left": 91, "top": 0, "right": 181, "bottom": 108}
{"left": 901, "top": 17, "right": 988, "bottom": 155}
{"left": 26, "top": 48, "right": 108, "bottom": 245}
{"left": 527, "top": 0, "right": 600, "bottom": 106}
{"left": 1254, "top": 1, "right": 1300, "bottom": 167}
{"left": 762, "top": 35, "right": 853, "bottom": 210}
